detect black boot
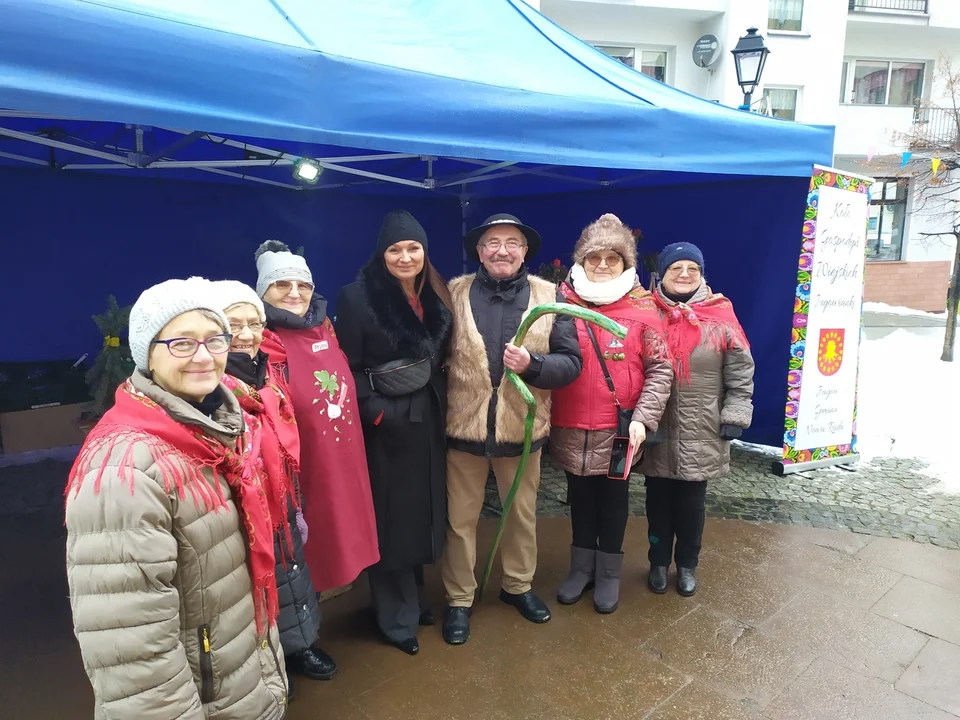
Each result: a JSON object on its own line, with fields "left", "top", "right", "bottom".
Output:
{"left": 442, "top": 606, "right": 471, "bottom": 645}
{"left": 647, "top": 565, "right": 668, "bottom": 594}
{"left": 419, "top": 609, "right": 436, "bottom": 626}
{"left": 286, "top": 647, "right": 337, "bottom": 680}
{"left": 677, "top": 567, "right": 697, "bottom": 597}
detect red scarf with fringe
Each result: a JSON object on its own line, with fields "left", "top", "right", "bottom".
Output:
{"left": 65, "top": 381, "right": 279, "bottom": 635}
{"left": 653, "top": 287, "right": 749, "bottom": 385}
{"left": 221, "top": 373, "right": 300, "bottom": 554}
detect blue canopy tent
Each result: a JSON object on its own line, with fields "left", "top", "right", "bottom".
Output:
{"left": 0, "top": 0, "right": 834, "bottom": 446}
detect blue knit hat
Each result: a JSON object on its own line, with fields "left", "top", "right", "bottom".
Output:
{"left": 658, "top": 242, "right": 705, "bottom": 278}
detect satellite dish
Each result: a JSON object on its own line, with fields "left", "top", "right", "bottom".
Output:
{"left": 693, "top": 34, "right": 721, "bottom": 69}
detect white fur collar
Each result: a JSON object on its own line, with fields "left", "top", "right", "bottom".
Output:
{"left": 570, "top": 264, "right": 638, "bottom": 305}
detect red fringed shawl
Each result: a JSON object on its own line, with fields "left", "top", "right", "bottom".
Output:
{"left": 653, "top": 287, "right": 750, "bottom": 385}
{"left": 221, "top": 372, "right": 301, "bottom": 554}
{"left": 65, "top": 381, "right": 279, "bottom": 635}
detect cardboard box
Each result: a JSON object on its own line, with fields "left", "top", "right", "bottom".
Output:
{"left": 0, "top": 402, "right": 90, "bottom": 455}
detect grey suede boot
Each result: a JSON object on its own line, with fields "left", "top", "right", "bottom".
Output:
{"left": 557, "top": 546, "right": 595, "bottom": 605}
{"left": 593, "top": 551, "right": 624, "bottom": 614}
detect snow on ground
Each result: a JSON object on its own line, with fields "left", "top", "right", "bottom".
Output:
{"left": 862, "top": 302, "right": 944, "bottom": 318}
{"left": 856, "top": 326, "right": 959, "bottom": 492}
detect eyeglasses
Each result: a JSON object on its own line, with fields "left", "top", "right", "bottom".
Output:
{"left": 273, "top": 280, "right": 314, "bottom": 294}
{"left": 228, "top": 320, "right": 264, "bottom": 333}
{"left": 666, "top": 264, "right": 701, "bottom": 277}
{"left": 151, "top": 333, "right": 233, "bottom": 358}
{"left": 480, "top": 239, "right": 526, "bottom": 252}
{"left": 585, "top": 253, "right": 623, "bottom": 267}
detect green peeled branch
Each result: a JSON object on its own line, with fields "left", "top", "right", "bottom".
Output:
{"left": 477, "top": 303, "right": 627, "bottom": 600}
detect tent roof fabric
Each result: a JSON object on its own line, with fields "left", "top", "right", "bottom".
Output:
{"left": 0, "top": 0, "right": 834, "bottom": 178}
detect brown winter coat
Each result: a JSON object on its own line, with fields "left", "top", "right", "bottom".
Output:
{"left": 65, "top": 371, "right": 288, "bottom": 720}
{"left": 639, "top": 283, "right": 755, "bottom": 482}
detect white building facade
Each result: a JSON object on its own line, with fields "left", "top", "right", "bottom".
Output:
{"left": 530, "top": 0, "right": 960, "bottom": 311}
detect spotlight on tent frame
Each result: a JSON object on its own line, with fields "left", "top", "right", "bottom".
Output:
{"left": 294, "top": 159, "right": 322, "bottom": 184}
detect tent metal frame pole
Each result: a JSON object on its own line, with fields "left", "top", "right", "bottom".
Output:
{"left": 0, "top": 127, "right": 132, "bottom": 165}
{"left": 0, "top": 150, "right": 48, "bottom": 166}
{"left": 442, "top": 157, "right": 604, "bottom": 186}
{"left": 163, "top": 128, "right": 428, "bottom": 187}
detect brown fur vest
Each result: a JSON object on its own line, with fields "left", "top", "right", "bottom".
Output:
{"left": 446, "top": 273, "right": 557, "bottom": 445}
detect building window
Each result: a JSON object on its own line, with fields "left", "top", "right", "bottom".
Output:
{"left": 640, "top": 51, "right": 668, "bottom": 83}
{"left": 768, "top": 0, "right": 803, "bottom": 31}
{"left": 866, "top": 178, "right": 908, "bottom": 261}
{"left": 595, "top": 45, "right": 669, "bottom": 83}
{"left": 840, "top": 61, "right": 848, "bottom": 103}
{"left": 849, "top": 59, "right": 925, "bottom": 106}
{"left": 763, "top": 87, "right": 799, "bottom": 120}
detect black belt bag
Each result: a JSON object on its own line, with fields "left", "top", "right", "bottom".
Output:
{"left": 366, "top": 357, "right": 432, "bottom": 397}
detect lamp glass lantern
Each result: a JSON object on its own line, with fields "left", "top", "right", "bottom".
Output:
{"left": 730, "top": 27, "right": 770, "bottom": 110}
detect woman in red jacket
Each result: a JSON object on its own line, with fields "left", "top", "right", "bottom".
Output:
{"left": 550, "top": 214, "right": 673, "bottom": 613}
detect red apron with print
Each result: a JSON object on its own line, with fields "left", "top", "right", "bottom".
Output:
{"left": 262, "top": 322, "right": 380, "bottom": 590}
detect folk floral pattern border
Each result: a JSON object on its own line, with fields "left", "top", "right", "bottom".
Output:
{"left": 781, "top": 168, "right": 870, "bottom": 465}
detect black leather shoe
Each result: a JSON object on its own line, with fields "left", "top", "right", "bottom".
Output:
{"left": 499, "top": 590, "right": 552, "bottom": 624}
{"left": 677, "top": 567, "right": 697, "bottom": 597}
{"left": 647, "top": 565, "right": 668, "bottom": 594}
{"left": 419, "top": 609, "right": 436, "bottom": 626}
{"left": 442, "top": 606, "right": 471, "bottom": 645}
{"left": 391, "top": 637, "right": 420, "bottom": 656}
{"left": 287, "top": 647, "right": 337, "bottom": 680}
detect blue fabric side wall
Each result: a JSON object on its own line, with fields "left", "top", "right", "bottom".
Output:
{"left": 472, "top": 177, "right": 810, "bottom": 447}
{"left": 0, "top": 168, "right": 462, "bottom": 363}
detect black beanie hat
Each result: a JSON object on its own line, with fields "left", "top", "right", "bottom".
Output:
{"left": 377, "top": 210, "right": 428, "bottom": 255}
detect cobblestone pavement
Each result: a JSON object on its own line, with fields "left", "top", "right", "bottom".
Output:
{"left": 4, "top": 445, "right": 958, "bottom": 549}
{"left": 482, "top": 445, "right": 960, "bottom": 550}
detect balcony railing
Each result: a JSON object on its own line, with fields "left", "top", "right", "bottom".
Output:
{"left": 911, "top": 106, "right": 960, "bottom": 149}
{"left": 849, "top": 0, "right": 929, "bottom": 13}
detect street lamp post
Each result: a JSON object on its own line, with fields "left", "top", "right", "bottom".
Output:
{"left": 730, "top": 27, "right": 770, "bottom": 111}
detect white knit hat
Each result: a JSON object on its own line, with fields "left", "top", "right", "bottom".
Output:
{"left": 129, "top": 277, "right": 230, "bottom": 372}
{"left": 255, "top": 240, "right": 313, "bottom": 298}
{"left": 212, "top": 280, "right": 266, "bottom": 322}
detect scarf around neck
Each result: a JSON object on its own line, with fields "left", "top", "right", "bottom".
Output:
{"left": 221, "top": 367, "right": 301, "bottom": 556}
{"left": 570, "top": 264, "right": 638, "bottom": 305}
{"left": 653, "top": 283, "right": 749, "bottom": 385}
{"left": 66, "top": 379, "right": 279, "bottom": 635}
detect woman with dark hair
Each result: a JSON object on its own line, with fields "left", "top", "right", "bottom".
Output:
{"left": 335, "top": 210, "right": 452, "bottom": 656}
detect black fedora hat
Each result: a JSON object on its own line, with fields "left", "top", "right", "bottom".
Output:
{"left": 463, "top": 213, "right": 541, "bottom": 264}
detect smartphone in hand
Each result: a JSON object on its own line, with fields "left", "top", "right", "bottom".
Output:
{"left": 607, "top": 437, "right": 636, "bottom": 480}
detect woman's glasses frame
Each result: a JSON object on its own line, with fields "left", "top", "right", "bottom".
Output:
{"left": 151, "top": 333, "right": 233, "bottom": 358}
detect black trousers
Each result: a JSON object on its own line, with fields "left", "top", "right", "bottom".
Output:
{"left": 644, "top": 476, "right": 707, "bottom": 568}
{"left": 566, "top": 472, "right": 630, "bottom": 554}
{"left": 368, "top": 564, "right": 427, "bottom": 643}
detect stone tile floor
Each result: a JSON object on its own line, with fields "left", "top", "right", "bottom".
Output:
{"left": 3, "top": 443, "right": 959, "bottom": 719}
{"left": 9, "top": 513, "right": 958, "bottom": 720}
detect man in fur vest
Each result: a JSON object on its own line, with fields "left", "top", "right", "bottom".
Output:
{"left": 441, "top": 213, "right": 582, "bottom": 646}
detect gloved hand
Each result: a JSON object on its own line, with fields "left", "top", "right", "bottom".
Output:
{"left": 720, "top": 424, "right": 743, "bottom": 440}
{"left": 296, "top": 510, "right": 309, "bottom": 545}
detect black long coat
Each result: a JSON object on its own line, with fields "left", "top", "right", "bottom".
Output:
{"left": 334, "top": 260, "right": 451, "bottom": 571}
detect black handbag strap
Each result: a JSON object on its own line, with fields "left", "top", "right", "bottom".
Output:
{"left": 585, "top": 323, "right": 621, "bottom": 411}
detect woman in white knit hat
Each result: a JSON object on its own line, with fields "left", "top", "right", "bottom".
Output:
{"left": 214, "top": 279, "right": 332, "bottom": 693}
{"left": 65, "top": 277, "right": 288, "bottom": 719}
{"left": 254, "top": 242, "right": 380, "bottom": 642}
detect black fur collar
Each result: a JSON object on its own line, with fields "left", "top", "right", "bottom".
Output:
{"left": 359, "top": 259, "right": 452, "bottom": 359}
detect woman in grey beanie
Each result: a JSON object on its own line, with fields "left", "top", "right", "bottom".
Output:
{"left": 65, "top": 277, "right": 289, "bottom": 718}
{"left": 256, "top": 241, "right": 380, "bottom": 678}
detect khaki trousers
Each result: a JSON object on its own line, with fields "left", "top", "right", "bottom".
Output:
{"left": 441, "top": 448, "right": 542, "bottom": 607}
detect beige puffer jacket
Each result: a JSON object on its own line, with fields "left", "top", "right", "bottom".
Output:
{"left": 65, "top": 371, "right": 288, "bottom": 720}
{"left": 639, "top": 283, "right": 755, "bottom": 482}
